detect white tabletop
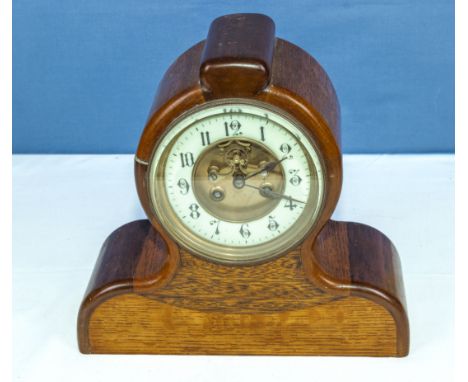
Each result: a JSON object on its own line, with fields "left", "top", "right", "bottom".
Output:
{"left": 13, "top": 154, "right": 454, "bottom": 382}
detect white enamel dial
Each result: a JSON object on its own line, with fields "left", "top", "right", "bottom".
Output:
{"left": 148, "top": 101, "right": 324, "bottom": 263}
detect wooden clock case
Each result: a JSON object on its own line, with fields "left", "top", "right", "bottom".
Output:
{"left": 78, "top": 13, "right": 409, "bottom": 356}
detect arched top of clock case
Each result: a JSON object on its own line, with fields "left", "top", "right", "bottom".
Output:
{"left": 138, "top": 14, "right": 340, "bottom": 161}
{"left": 135, "top": 13, "right": 343, "bottom": 263}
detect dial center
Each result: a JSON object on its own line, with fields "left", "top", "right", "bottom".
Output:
{"left": 192, "top": 138, "right": 285, "bottom": 223}
{"left": 232, "top": 174, "right": 246, "bottom": 189}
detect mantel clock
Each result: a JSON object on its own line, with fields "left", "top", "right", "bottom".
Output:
{"left": 78, "top": 13, "right": 409, "bottom": 357}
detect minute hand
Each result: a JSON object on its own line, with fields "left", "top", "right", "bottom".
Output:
{"left": 244, "top": 157, "right": 287, "bottom": 180}
{"left": 244, "top": 183, "right": 306, "bottom": 204}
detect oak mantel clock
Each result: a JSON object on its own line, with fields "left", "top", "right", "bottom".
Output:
{"left": 78, "top": 13, "right": 409, "bottom": 356}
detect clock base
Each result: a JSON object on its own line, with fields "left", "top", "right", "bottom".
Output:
{"left": 77, "top": 220, "right": 409, "bottom": 356}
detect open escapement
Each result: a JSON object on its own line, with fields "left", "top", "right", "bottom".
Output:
{"left": 77, "top": 219, "right": 409, "bottom": 356}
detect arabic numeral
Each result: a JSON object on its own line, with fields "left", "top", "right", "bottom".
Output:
{"left": 224, "top": 120, "right": 241, "bottom": 136}
{"left": 268, "top": 216, "right": 279, "bottom": 231}
{"left": 180, "top": 152, "right": 195, "bottom": 168}
{"left": 284, "top": 197, "right": 297, "bottom": 211}
{"left": 189, "top": 203, "right": 200, "bottom": 219}
{"left": 200, "top": 131, "right": 211, "bottom": 146}
{"left": 210, "top": 220, "right": 220, "bottom": 238}
{"left": 280, "top": 143, "right": 291, "bottom": 154}
{"left": 239, "top": 224, "right": 251, "bottom": 240}
{"left": 177, "top": 178, "right": 190, "bottom": 195}
{"left": 289, "top": 169, "right": 302, "bottom": 186}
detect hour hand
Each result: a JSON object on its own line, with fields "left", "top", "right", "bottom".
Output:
{"left": 244, "top": 157, "right": 287, "bottom": 180}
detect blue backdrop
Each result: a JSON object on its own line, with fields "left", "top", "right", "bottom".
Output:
{"left": 13, "top": 0, "right": 454, "bottom": 153}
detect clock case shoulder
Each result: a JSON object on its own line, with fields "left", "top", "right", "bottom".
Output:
{"left": 78, "top": 13, "right": 409, "bottom": 356}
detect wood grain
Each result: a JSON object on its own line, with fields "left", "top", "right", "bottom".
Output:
{"left": 147, "top": 249, "right": 340, "bottom": 313}
{"left": 78, "top": 219, "right": 409, "bottom": 356}
{"left": 88, "top": 294, "right": 397, "bottom": 356}
{"left": 200, "top": 14, "right": 275, "bottom": 98}
{"left": 305, "top": 220, "right": 410, "bottom": 355}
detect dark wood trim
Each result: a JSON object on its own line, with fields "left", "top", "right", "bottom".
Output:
{"left": 304, "top": 220, "right": 410, "bottom": 356}
{"left": 200, "top": 14, "right": 275, "bottom": 98}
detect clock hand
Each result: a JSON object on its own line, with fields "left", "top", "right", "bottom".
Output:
{"left": 244, "top": 157, "right": 288, "bottom": 180}
{"left": 244, "top": 183, "right": 306, "bottom": 204}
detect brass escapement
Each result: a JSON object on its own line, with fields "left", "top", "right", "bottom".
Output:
{"left": 192, "top": 138, "right": 285, "bottom": 222}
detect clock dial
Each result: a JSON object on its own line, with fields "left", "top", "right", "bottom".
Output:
{"left": 148, "top": 101, "right": 324, "bottom": 263}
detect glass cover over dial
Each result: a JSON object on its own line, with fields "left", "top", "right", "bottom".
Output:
{"left": 148, "top": 101, "right": 325, "bottom": 264}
